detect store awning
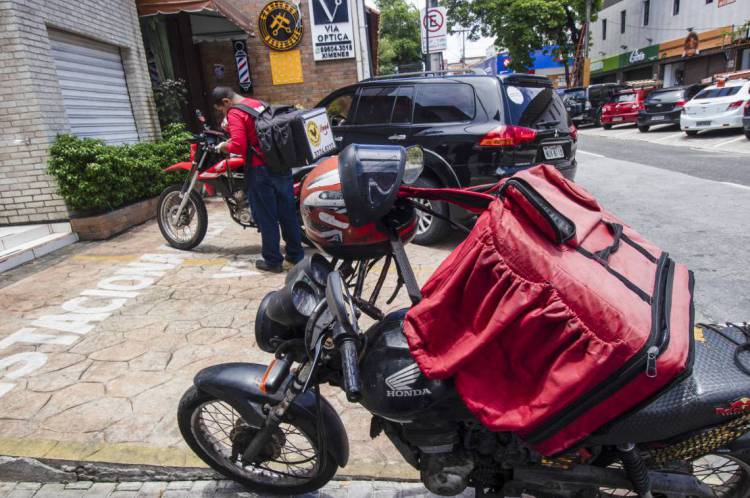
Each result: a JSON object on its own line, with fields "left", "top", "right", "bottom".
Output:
{"left": 136, "top": 0, "right": 253, "bottom": 34}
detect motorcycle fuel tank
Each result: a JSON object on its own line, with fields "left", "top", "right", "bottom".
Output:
{"left": 359, "top": 309, "right": 467, "bottom": 423}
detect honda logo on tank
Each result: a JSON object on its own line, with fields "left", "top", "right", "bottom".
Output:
{"left": 308, "top": 0, "right": 354, "bottom": 61}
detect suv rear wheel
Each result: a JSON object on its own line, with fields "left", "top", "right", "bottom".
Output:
{"left": 412, "top": 176, "right": 450, "bottom": 246}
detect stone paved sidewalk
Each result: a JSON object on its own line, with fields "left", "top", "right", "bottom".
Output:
{"left": 0, "top": 479, "right": 476, "bottom": 498}
{"left": 0, "top": 201, "right": 459, "bottom": 480}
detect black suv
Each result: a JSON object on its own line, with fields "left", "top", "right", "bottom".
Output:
{"left": 316, "top": 71, "right": 577, "bottom": 244}
{"left": 563, "top": 83, "right": 630, "bottom": 127}
{"left": 637, "top": 84, "right": 706, "bottom": 132}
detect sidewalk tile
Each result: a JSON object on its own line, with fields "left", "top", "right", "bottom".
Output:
{"left": 12, "top": 484, "right": 40, "bottom": 491}
{"left": 135, "top": 482, "right": 168, "bottom": 497}
{"left": 115, "top": 483, "right": 142, "bottom": 491}
{"left": 109, "top": 492, "right": 138, "bottom": 498}
{"left": 66, "top": 481, "right": 94, "bottom": 490}
{"left": 0, "top": 483, "right": 16, "bottom": 493}
{"left": 166, "top": 481, "right": 193, "bottom": 490}
{"left": 83, "top": 482, "right": 116, "bottom": 497}
{"left": 161, "top": 492, "right": 190, "bottom": 498}
{"left": 4, "top": 490, "right": 35, "bottom": 498}
{"left": 345, "top": 482, "right": 374, "bottom": 498}
{"left": 188, "top": 481, "right": 218, "bottom": 494}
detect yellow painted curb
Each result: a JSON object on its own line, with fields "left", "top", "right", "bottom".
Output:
{"left": 0, "top": 437, "right": 206, "bottom": 468}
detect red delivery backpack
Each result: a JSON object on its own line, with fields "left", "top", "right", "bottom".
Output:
{"left": 403, "top": 164, "right": 695, "bottom": 456}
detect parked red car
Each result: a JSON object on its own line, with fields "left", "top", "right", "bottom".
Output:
{"left": 600, "top": 88, "right": 654, "bottom": 129}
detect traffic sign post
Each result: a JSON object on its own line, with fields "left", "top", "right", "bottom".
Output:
{"left": 421, "top": 6, "right": 447, "bottom": 56}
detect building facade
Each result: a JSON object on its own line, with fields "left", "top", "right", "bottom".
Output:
{"left": 136, "top": 0, "right": 379, "bottom": 127}
{"left": 589, "top": 0, "right": 750, "bottom": 85}
{"left": 0, "top": 0, "right": 160, "bottom": 225}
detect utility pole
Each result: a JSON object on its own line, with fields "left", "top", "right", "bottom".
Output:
{"left": 584, "top": 0, "right": 592, "bottom": 60}
{"left": 424, "top": 0, "right": 431, "bottom": 71}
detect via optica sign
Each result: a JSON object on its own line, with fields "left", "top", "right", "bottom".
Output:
{"left": 309, "top": 0, "right": 354, "bottom": 61}
{"left": 421, "top": 7, "right": 447, "bottom": 54}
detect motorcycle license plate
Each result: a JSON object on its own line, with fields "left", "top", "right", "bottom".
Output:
{"left": 652, "top": 115, "right": 665, "bottom": 121}
{"left": 612, "top": 117, "right": 624, "bottom": 122}
{"left": 697, "top": 120, "right": 712, "bottom": 127}
{"left": 543, "top": 145, "right": 565, "bottom": 160}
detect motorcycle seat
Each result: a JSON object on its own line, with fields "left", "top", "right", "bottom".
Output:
{"left": 590, "top": 324, "right": 750, "bottom": 445}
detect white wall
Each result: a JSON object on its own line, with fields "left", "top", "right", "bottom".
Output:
{"left": 590, "top": 0, "right": 750, "bottom": 59}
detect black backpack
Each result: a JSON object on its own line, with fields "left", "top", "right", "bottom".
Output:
{"left": 231, "top": 102, "right": 309, "bottom": 175}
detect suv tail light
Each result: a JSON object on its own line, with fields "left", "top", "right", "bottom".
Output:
{"left": 478, "top": 125, "right": 537, "bottom": 147}
{"left": 727, "top": 100, "right": 744, "bottom": 111}
{"left": 569, "top": 124, "right": 578, "bottom": 141}
{"left": 674, "top": 100, "right": 686, "bottom": 108}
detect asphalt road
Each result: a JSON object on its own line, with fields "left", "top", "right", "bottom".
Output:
{"left": 574, "top": 147, "right": 750, "bottom": 323}
{"left": 578, "top": 133, "right": 750, "bottom": 187}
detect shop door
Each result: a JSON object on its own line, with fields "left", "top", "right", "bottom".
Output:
{"left": 49, "top": 30, "right": 139, "bottom": 144}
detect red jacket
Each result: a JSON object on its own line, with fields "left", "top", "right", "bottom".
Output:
{"left": 225, "top": 97, "right": 267, "bottom": 167}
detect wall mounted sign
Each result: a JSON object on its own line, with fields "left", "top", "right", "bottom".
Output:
{"left": 259, "top": 1, "right": 304, "bottom": 51}
{"left": 269, "top": 49, "right": 304, "bottom": 84}
{"left": 308, "top": 0, "right": 354, "bottom": 60}
{"left": 683, "top": 31, "right": 700, "bottom": 58}
{"left": 232, "top": 40, "right": 253, "bottom": 92}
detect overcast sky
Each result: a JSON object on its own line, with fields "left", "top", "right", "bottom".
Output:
{"left": 403, "top": 0, "right": 496, "bottom": 63}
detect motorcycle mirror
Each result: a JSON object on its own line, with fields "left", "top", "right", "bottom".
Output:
{"left": 403, "top": 146, "right": 424, "bottom": 185}
{"left": 325, "top": 271, "right": 358, "bottom": 336}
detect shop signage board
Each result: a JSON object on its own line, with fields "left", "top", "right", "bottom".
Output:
{"left": 259, "top": 1, "right": 304, "bottom": 51}
{"left": 269, "top": 49, "right": 304, "bottom": 84}
{"left": 308, "top": 0, "right": 354, "bottom": 60}
{"left": 590, "top": 45, "right": 658, "bottom": 75}
{"left": 421, "top": 7, "right": 447, "bottom": 53}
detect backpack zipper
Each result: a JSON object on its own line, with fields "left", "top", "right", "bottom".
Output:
{"left": 525, "top": 254, "right": 672, "bottom": 445}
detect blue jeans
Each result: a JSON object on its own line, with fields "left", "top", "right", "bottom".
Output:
{"left": 245, "top": 166, "right": 304, "bottom": 267}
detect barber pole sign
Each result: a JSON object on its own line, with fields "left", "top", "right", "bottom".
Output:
{"left": 233, "top": 40, "right": 253, "bottom": 92}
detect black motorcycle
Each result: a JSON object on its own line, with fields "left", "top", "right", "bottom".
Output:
{"left": 177, "top": 146, "right": 750, "bottom": 497}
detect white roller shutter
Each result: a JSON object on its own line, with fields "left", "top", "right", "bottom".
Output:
{"left": 48, "top": 30, "right": 140, "bottom": 144}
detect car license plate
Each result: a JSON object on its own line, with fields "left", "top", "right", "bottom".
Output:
{"left": 612, "top": 117, "right": 623, "bottom": 122}
{"left": 697, "top": 120, "right": 711, "bottom": 127}
{"left": 543, "top": 145, "right": 565, "bottom": 160}
{"left": 652, "top": 115, "right": 665, "bottom": 121}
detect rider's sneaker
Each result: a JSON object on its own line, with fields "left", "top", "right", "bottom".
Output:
{"left": 282, "top": 259, "right": 295, "bottom": 271}
{"left": 255, "top": 260, "right": 283, "bottom": 273}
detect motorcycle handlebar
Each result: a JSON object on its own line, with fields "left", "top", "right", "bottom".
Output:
{"left": 336, "top": 330, "right": 362, "bottom": 402}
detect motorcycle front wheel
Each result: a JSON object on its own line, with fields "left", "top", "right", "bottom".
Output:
{"left": 177, "top": 386, "right": 337, "bottom": 495}
{"left": 157, "top": 184, "right": 208, "bottom": 251}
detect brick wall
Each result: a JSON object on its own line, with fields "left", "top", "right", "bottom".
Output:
{"left": 201, "top": 0, "right": 361, "bottom": 108}
{"left": 0, "top": 0, "right": 160, "bottom": 225}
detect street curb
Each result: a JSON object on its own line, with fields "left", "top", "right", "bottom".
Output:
{"left": 0, "top": 455, "right": 421, "bottom": 484}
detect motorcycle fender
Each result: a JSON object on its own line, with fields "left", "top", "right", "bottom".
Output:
{"left": 194, "top": 362, "right": 350, "bottom": 468}
{"left": 164, "top": 161, "right": 193, "bottom": 172}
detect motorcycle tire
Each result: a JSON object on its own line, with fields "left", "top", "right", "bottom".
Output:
{"left": 157, "top": 184, "right": 208, "bottom": 251}
{"left": 598, "top": 452, "right": 750, "bottom": 498}
{"left": 177, "top": 386, "right": 338, "bottom": 495}
{"left": 412, "top": 176, "right": 451, "bottom": 246}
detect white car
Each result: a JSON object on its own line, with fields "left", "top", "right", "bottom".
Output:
{"left": 680, "top": 80, "right": 750, "bottom": 136}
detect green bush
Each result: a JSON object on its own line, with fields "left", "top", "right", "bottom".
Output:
{"left": 48, "top": 123, "right": 192, "bottom": 216}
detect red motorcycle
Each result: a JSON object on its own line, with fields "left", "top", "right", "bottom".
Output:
{"left": 156, "top": 111, "right": 309, "bottom": 250}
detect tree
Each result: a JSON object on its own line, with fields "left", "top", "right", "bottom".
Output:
{"left": 445, "top": 0, "right": 602, "bottom": 81}
{"left": 376, "top": 0, "right": 423, "bottom": 75}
